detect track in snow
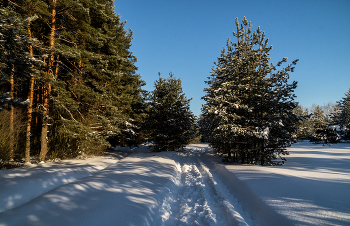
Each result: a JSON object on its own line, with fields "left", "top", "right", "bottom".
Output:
{"left": 158, "top": 152, "right": 252, "bottom": 226}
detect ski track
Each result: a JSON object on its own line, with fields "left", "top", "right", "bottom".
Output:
{"left": 158, "top": 152, "right": 254, "bottom": 226}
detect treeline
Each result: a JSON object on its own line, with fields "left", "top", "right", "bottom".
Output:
{"left": 2, "top": 5, "right": 349, "bottom": 168}
{"left": 0, "top": 0, "right": 198, "bottom": 168}
{"left": 294, "top": 98, "right": 350, "bottom": 143}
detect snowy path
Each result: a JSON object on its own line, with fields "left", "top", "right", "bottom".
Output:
{"left": 165, "top": 153, "right": 230, "bottom": 225}
{"left": 157, "top": 152, "right": 254, "bottom": 226}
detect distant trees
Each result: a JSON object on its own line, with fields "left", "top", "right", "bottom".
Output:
{"left": 147, "top": 73, "right": 196, "bottom": 151}
{"left": 330, "top": 89, "right": 350, "bottom": 140}
{"left": 293, "top": 101, "right": 350, "bottom": 143}
{"left": 309, "top": 105, "right": 336, "bottom": 143}
{"left": 293, "top": 105, "right": 312, "bottom": 140}
{"left": 201, "top": 17, "right": 299, "bottom": 165}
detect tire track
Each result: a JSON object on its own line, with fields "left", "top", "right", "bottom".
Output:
{"left": 162, "top": 152, "right": 232, "bottom": 226}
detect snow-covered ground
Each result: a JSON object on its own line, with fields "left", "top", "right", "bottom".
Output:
{"left": 222, "top": 141, "right": 350, "bottom": 226}
{"left": 0, "top": 141, "right": 349, "bottom": 226}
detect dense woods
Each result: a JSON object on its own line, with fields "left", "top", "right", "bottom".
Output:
{"left": 1, "top": 3, "right": 349, "bottom": 169}
{"left": 0, "top": 0, "right": 146, "bottom": 165}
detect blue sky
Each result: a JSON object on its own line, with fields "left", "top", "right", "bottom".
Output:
{"left": 114, "top": 0, "right": 350, "bottom": 116}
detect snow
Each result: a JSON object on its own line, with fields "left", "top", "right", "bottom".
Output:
{"left": 0, "top": 142, "right": 349, "bottom": 225}
{"left": 222, "top": 141, "right": 350, "bottom": 225}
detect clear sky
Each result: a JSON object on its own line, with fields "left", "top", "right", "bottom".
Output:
{"left": 114, "top": 0, "right": 350, "bottom": 117}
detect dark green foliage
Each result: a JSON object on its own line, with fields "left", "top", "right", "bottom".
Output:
{"left": 0, "top": 0, "right": 146, "bottom": 161}
{"left": 293, "top": 105, "right": 312, "bottom": 140}
{"left": 201, "top": 17, "right": 299, "bottom": 165}
{"left": 148, "top": 73, "right": 196, "bottom": 151}
{"left": 0, "top": 7, "right": 43, "bottom": 101}
{"left": 309, "top": 105, "right": 339, "bottom": 143}
{"left": 331, "top": 89, "right": 350, "bottom": 140}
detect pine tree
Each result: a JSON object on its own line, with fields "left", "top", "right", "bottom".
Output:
{"left": 0, "top": 7, "right": 44, "bottom": 162}
{"left": 202, "top": 17, "right": 299, "bottom": 165}
{"left": 332, "top": 89, "right": 350, "bottom": 140}
{"left": 312, "top": 106, "right": 327, "bottom": 130}
{"left": 1, "top": 0, "right": 147, "bottom": 162}
{"left": 293, "top": 105, "right": 312, "bottom": 140}
{"left": 148, "top": 72, "right": 196, "bottom": 151}
{"left": 310, "top": 105, "right": 335, "bottom": 143}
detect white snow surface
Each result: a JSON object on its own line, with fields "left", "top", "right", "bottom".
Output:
{"left": 0, "top": 142, "right": 349, "bottom": 226}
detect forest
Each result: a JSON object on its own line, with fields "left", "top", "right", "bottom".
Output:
{"left": 1, "top": 1, "right": 350, "bottom": 169}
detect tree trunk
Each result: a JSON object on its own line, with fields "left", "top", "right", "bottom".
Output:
{"left": 9, "top": 65, "right": 14, "bottom": 161}
{"left": 39, "top": 84, "right": 51, "bottom": 162}
{"left": 39, "top": 0, "right": 56, "bottom": 162}
{"left": 48, "top": 0, "right": 56, "bottom": 76}
{"left": 25, "top": 24, "right": 34, "bottom": 163}
{"left": 25, "top": 76, "right": 34, "bottom": 163}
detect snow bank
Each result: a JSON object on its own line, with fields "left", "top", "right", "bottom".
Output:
{"left": 0, "top": 152, "right": 181, "bottom": 226}
{"left": 221, "top": 141, "right": 350, "bottom": 225}
{"left": 182, "top": 143, "right": 212, "bottom": 153}
{"left": 200, "top": 153, "right": 292, "bottom": 226}
{"left": 111, "top": 143, "right": 155, "bottom": 153}
{"left": 0, "top": 153, "right": 126, "bottom": 213}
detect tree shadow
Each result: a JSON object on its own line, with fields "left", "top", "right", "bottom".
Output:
{"left": 0, "top": 153, "right": 179, "bottom": 226}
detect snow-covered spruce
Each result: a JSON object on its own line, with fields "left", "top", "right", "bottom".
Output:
{"left": 201, "top": 17, "right": 299, "bottom": 165}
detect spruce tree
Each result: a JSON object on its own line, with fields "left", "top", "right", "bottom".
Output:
{"left": 334, "top": 90, "right": 350, "bottom": 126}
{"left": 293, "top": 105, "right": 312, "bottom": 140}
{"left": 148, "top": 73, "right": 196, "bottom": 151}
{"left": 310, "top": 105, "right": 336, "bottom": 143}
{"left": 202, "top": 17, "right": 299, "bottom": 165}
{"left": 330, "top": 90, "right": 350, "bottom": 140}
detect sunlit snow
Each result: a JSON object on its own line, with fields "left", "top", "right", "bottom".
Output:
{"left": 0, "top": 141, "right": 349, "bottom": 225}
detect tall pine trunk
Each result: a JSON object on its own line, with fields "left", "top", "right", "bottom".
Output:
{"left": 39, "top": 0, "right": 56, "bottom": 162}
{"left": 25, "top": 24, "right": 34, "bottom": 163}
{"left": 25, "top": 76, "right": 34, "bottom": 163}
{"left": 9, "top": 65, "right": 14, "bottom": 161}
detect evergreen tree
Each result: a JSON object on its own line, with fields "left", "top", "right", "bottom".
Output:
{"left": 198, "top": 113, "right": 218, "bottom": 143}
{"left": 312, "top": 106, "right": 327, "bottom": 131}
{"left": 310, "top": 105, "right": 337, "bottom": 143}
{"left": 332, "top": 89, "right": 350, "bottom": 139}
{"left": 293, "top": 105, "right": 312, "bottom": 140}
{"left": 1, "top": 0, "right": 147, "bottom": 162}
{"left": 0, "top": 7, "right": 44, "bottom": 162}
{"left": 202, "top": 17, "right": 299, "bottom": 165}
{"left": 148, "top": 73, "right": 196, "bottom": 151}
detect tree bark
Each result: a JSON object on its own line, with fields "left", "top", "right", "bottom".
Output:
{"left": 40, "top": 0, "right": 56, "bottom": 162}
{"left": 9, "top": 65, "right": 14, "bottom": 161}
{"left": 25, "top": 24, "right": 34, "bottom": 163}
{"left": 48, "top": 0, "right": 56, "bottom": 76}
{"left": 39, "top": 84, "right": 51, "bottom": 162}
{"left": 25, "top": 76, "right": 34, "bottom": 163}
